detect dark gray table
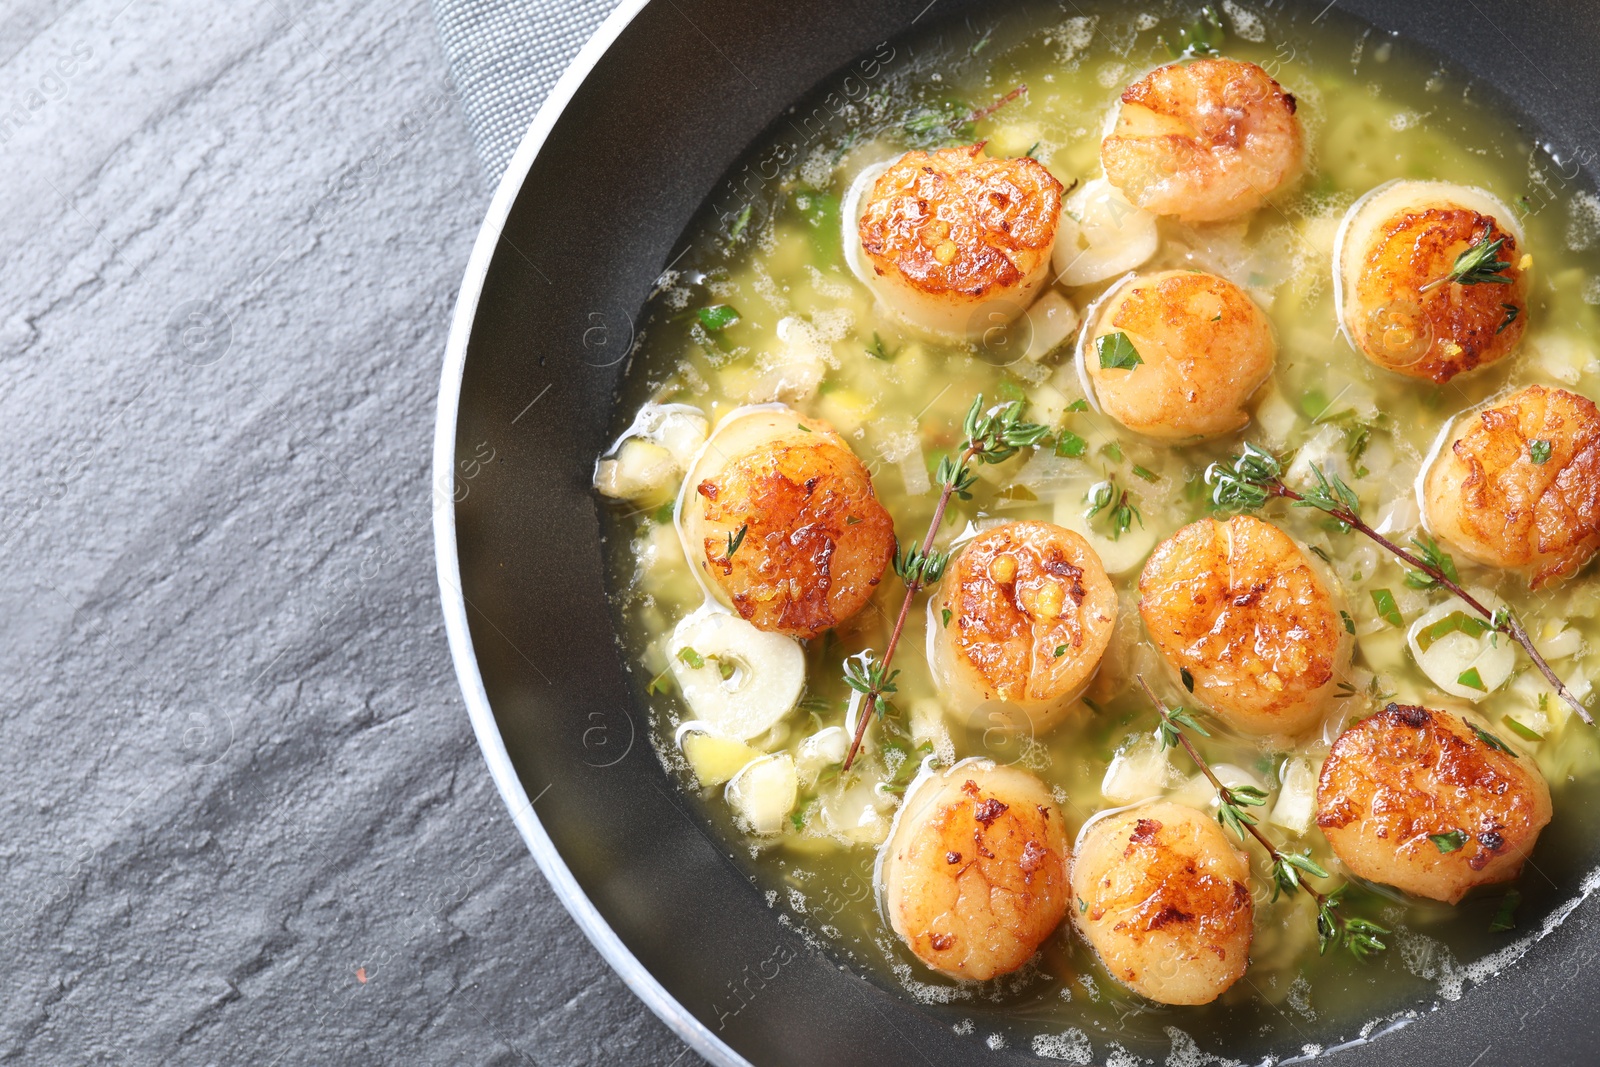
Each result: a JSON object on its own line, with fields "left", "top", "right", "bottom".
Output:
{"left": 0, "top": 0, "right": 697, "bottom": 1061}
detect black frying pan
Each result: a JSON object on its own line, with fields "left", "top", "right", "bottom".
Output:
{"left": 433, "top": 2, "right": 1600, "bottom": 1062}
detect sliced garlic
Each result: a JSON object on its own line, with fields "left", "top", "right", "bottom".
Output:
{"left": 1170, "top": 763, "right": 1267, "bottom": 812}
{"left": 1052, "top": 178, "right": 1159, "bottom": 288}
{"left": 1051, "top": 482, "right": 1158, "bottom": 576}
{"left": 1406, "top": 592, "right": 1515, "bottom": 700}
{"left": 668, "top": 604, "right": 805, "bottom": 741}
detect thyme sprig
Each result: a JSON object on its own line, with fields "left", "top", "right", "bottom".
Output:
{"left": 1421, "top": 232, "right": 1514, "bottom": 292}
{"left": 1205, "top": 444, "right": 1591, "bottom": 724}
{"left": 1137, "top": 677, "right": 1389, "bottom": 960}
{"left": 840, "top": 396, "right": 1048, "bottom": 771}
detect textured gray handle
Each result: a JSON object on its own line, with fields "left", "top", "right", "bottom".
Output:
{"left": 430, "top": 0, "right": 622, "bottom": 180}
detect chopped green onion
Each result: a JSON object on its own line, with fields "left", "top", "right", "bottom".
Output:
{"left": 1371, "top": 589, "right": 1403, "bottom": 628}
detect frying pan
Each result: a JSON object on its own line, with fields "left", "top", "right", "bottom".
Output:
{"left": 433, "top": 1, "right": 1600, "bottom": 1062}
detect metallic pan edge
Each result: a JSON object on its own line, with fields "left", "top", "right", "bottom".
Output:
{"left": 430, "top": 2, "right": 749, "bottom": 1063}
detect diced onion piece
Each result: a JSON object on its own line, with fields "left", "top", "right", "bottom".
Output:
{"left": 595, "top": 439, "right": 676, "bottom": 503}
{"left": 668, "top": 605, "right": 805, "bottom": 740}
{"left": 680, "top": 730, "right": 762, "bottom": 788}
{"left": 593, "top": 404, "right": 710, "bottom": 503}
{"left": 795, "top": 726, "right": 849, "bottom": 786}
{"left": 1269, "top": 756, "right": 1319, "bottom": 836}
{"left": 1101, "top": 732, "right": 1174, "bottom": 803}
{"left": 1406, "top": 593, "right": 1515, "bottom": 700}
{"left": 726, "top": 754, "right": 798, "bottom": 835}
{"left": 1170, "top": 763, "right": 1267, "bottom": 811}
{"left": 1051, "top": 178, "right": 1159, "bottom": 287}
{"left": 1537, "top": 623, "right": 1584, "bottom": 662}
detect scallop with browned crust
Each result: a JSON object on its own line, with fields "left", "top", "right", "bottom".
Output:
{"left": 1317, "top": 703, "right": 1552, "bottom": 904}
{"left": 1423, "top": 384, "right": 1600, "bottom": 588}
{"left": 1139, "top": 516, "right": 1349, "bottom": 737}
{"left": 1101, "top": 58, "right": 1303, "bottom": 223}
{"left": 854, "top": 143, "right": 1063, "bottom": 338}
{"left": 1072, "top": 801, "right": 1254, "bottom": 1005}
{"left": 880, "top": 760, "right": 1071, "bottom": 981}
{"left": 931, "top": 520, "right": 1117, "bottom": 732}
{"left": 680, "top": 408, "right": 894, "bottom": 639}
{"left": 1336, "top": 180, "right": 1529, "bottom": 383}
{"left": 1082, "top": 269, "right": 1275, "bottom": 441}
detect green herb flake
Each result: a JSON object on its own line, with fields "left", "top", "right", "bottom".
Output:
{"left": 1178, "top": 4, "right": 1224, "bottom": 56}
{"left": 1181, "top": 667, "right": 1195, "bottom": 692}
{"left": 1065, "top": 398, "right": 1091, "bottom": 413}
{"left": 1055, "top": 430, "right": 1088, "bottom": 458}
{"left": 717, "top": 659, "right": 736, "bottom": 681}
{"left": 1503, "top": 716, "right": 1544, "bottom": 742}
{"left": 1370, "top": 588, "right": 1403, "bottom": 628}
{"left": 1095, "top": 331, "right": 1143, "bottom": 371}
{"left": 728, "top": 203, "right": 752, "bottom": 242}
{"left": 1472, "top": 724, "right": 1517, "bottom": 755}
{"left": 866, "top": 332, "right": 897, "bottom": 361}
{"left": 1340, "top": 609, "right": 1356, "bottom": 635}
{"left": 1497, "top": 302, "right": 1521, "bottom": 335}
{"left": 1416, "top": 610, "right": 1489, "bottom": 652}
{"left": 941, "top": 608, "right": 953, "bottom": 629}
{"left": 1529, "top": 439, "right": 1553, "bottom": 465}
{"left": 652, "top": 501, "right": 676, "bottom": 525}
{"left": 1429, "top": 830, "right": 1466, "bottom": 853}
{"left": 1101, "top": 441, "right": 1124, "bottom": 464}
{"left": 1132, "top": 464, "right": 1159, "bottom": 483}
{"left": 1447, "top": 233, "right": 1513, "bottom": 286}
{"left": 1023, "top": 140, "right": 1041, "bottom": 159}
{"left": 646, "top": 666, "right": 674, "bottom": 695}
{"left": 677, "top": 647, "right": 706, "bottom": 670}
{"left": 1457, "top": 666, "right": 1487, "bottom": 691}
{"left": 1077, "top": 897, "right": 1088, "bottom": 914}
{"left": 725, "top": 523, "right": 749, "bottom": 561}
{"left": 1054, "top": 645, "right": 1067, "bottom": 658}
{"left": 845, "top": 515, "right": 861, "bottom": 525}
{"left": 1490, "top": 889, "right": 1523, "bottom": 932}
{"left": 696, "top": 304, "right": 741, "bottom": 331}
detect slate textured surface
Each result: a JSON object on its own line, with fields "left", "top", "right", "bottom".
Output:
{"left": 0, "top": 0, "right": 699, "bottom": 1062}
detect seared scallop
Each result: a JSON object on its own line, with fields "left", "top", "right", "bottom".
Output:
{"left": 679, "top": 407, "right": 894, "bottom": 638}
{"left": 880, "top": 759, "right": 1071, "bottom": 980}
{"left": 1081, "top": 269, "right": 1276, "bottom": 440}
{"left": 1335, "top": 180, "right": 1529, "bottom": 383}
{"left": 1422, "top": 384, "right": 1600, "bottom": 588}
{"left": 1101, "top": 58, "right": 1303, "bottom": 223}
{"left": 931, "top": 521, "right": 1117, "bottom": 733}
{"left": 851, "top": 143, "right": 1064, "bottom": 338}
{"left": 1072, "top": 801, "right": 1254, "bottom": 1005}
{"left": 1139, "top": 516, "right": 1349, "bottom": 738}
{"left": 1317, "top": 703, "right": 1552, "bottom": 903}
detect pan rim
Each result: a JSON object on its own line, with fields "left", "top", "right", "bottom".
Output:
{"left": 430, "top": 3, "right": 750, "bottom": 1064}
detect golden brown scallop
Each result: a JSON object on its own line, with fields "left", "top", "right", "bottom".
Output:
{"left": 855, "top": 143, "right": 1063, "bottom": 337}
{"left": 1071, "top": 801, "right": 1254, "bottom": 1005}
{"left": 1138, "top": 516, "right": 1349, "bottom": 737}
{"left": 681, "top": 408, "right": 894, "bottom": 639}
{"left": 1082, "top": 269, "right": 1275, "bottom": 440}
{"left": 1316, "top": 703, "right": 1552, "bottom": 904}
{"left": 1423, "top": 384, "right": 1600, "bottom": 588}
{"left": 1336, "top": 180, "right": 1529, "bottom": 383}
{"left": 931, "top": 521, "right": 1117, "bottom": 732}
{"left": 1101, "top": 58, "right": 1303, "bottom": 223}
{"left": 880, "top": 760, "right": 1071, "bottom": 981}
